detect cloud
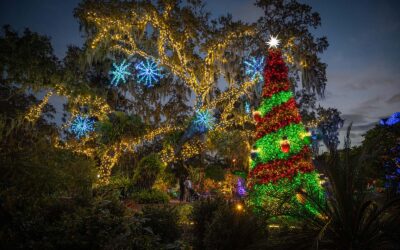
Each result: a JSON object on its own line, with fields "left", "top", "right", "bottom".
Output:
{"left": 350, "top": 96, "right": 382, "bottom": 114}
{"left": 351, "top": 122, "right": 377, "bottom": 132}
{"left": 342, "top": 113, "right": 367, "bottom": 124}
{"left": 386, "top": 93, "right": 400, "bottom": 104}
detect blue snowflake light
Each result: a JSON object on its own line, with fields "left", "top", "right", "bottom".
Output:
{"left": 109, "top": 59, "right": 132, "bottom": 86}
{"left": 380, "top": 112, "right": 400, "bottom": 126}
{"left": 70, "top": 115, "right": 95, "bottom": 139}
{"left": 193, "top": 109, "right": 215, "bottom": 133}
{"left": 245, "top": 101, "right": 251, "bottom": 114}
{"left": 135, "top": 58, "right": 163, "bottom": 87}
{"left": 244, "top": 56, "right": 265, "bottom": 82}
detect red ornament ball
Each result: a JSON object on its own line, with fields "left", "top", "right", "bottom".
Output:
{"left": 280, "top": 140, "right": 290, "bottom": 153}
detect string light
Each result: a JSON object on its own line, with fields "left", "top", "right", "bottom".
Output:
{"left": 25, "top": 90, "right": 53, "bottom": 122}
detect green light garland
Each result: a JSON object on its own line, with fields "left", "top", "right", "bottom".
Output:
{"left": 247, "top": 171, "right": 324, "bottom": 216}
{"left": 257, "top": 91, "right": 293, "bottom": 117}
{"left": 252, "top": 123, "right": 310, "bottom": 166}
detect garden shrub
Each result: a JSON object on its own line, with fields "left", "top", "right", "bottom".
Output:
{"left": 191, "top": 198, "right": 226, "bottom": 249}
{"left": 131, "top": 189, "right": 170, "bottom": 204}
{"left": 205, "top": 165, "right": 225, "bottom": 181}
{"left": 203, "top": 204, "right": 267, "bottom": 250}
{"left": 0, "top": 196, "right": 163, "bottom": 249}
{"left": 140, "top": 205, "right": 181, "bottom": 244}
{"left": 177, "top": 204, "right": 193, "bottom": 225}
{"left": 133, "top": 153, "right": 163, "bottom": 189}
{"left": 191, "top": 199, "right": 267, "bottom": 250}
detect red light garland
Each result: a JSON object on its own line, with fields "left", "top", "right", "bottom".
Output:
{"left": 248, "top": 147, "right": 313, "bottom": 186}
{"left": 255, "top": 98, "right": 302, "bottom": 137}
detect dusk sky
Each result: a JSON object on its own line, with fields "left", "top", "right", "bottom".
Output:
{"left": 1, "top": 0, "right": 399, "bottom": 146}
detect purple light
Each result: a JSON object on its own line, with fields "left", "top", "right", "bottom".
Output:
{"left": 237, "top": 178, "right": 247, "bottom": 197}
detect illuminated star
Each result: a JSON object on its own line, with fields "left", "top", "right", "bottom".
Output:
{"left": 267, "top": 35, "right": 280, "bottom": 48}
{"left": 70, "top": 115, "right": 95, "bottom": 139}
{"left": 193, "top": 109, "right": 215, "bottom": 133}
{"left": 135, "top": 58, "right": 163, "bottom": 88}
{"left": 244, "top": 56, "right": 265, "bottom": 82}
{"left": 109, "top": 59, "right": 132, "bottom": 86}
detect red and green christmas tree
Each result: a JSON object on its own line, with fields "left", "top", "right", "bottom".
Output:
{"left": 247, "top": 39, "right": 324, "bottom": 216}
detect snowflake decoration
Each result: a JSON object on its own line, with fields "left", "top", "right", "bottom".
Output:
{"left": 244, "top": 56, "right": 265, "bottom": 82}
{"left": 70, "top": 115, "right": 95, "bottom": 139}
{"left": 245, "top": 101, "right": 251, "bottom": 114}
{"left": 109, "top": 59, "right": 132, "bottom": 86}
{"left": 193, "top": 109, "right": 215, "bottom": 133}
{"left": 135, "top": 58, "right": 163, "bottom": 87}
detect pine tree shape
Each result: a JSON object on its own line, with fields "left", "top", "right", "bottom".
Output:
{"left": 247, "top": 48, "right": 324, "bottom": 216}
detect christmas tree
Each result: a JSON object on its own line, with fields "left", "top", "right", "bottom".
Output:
{"left": 247, "top": 37, "right": 324, "bottom": 216}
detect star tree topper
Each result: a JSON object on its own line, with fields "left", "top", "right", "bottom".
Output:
{"left": 267, "top": 35, "right": 280, "bottom": 49}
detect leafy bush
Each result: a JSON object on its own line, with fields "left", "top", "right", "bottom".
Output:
{"left": 0, "top": 197, "right": 162, "bottom": 249}
{"left": 205, "top": 165, "right": 225, "bottom": 181}
{"left": 133, "top": 153, "right": 163, "bottom": 189}
{"left": 191, "top": 199, "right": 267, "bottom": 250}
{"left": 177, "top": 204, "right": 193, "bottom": 225}
{"left": 191, "top": 198, "right": 226, "bottom": 249}
{"left": 140, "top": 205, "right": 181, "bottom": 244}
{"left": 131, "top": 189, "right": 170, "bottom": 204}
{"left": 203, "top": 204, "right": 267, "bottom": 250}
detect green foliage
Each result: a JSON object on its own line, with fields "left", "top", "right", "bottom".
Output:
{"left": 177, "top": 204, "right": 193, "bottom": 225}
{"left": 191, "top": 199, "right": 267, "bottom": 250}
{"left": 205, "top": 165, "right": 225, "bottom": 181}
{"left": 133, "top": 153, "right": 164, "bottom": 189}
{"left": 97, "top": 111, "right": 145, "bottom": 144}
{"left": 191, "top": 199, "right": 226, "bottom": 250}
{"left": 204, "top": 204, "right": 267, "bottom": 250}
{"left": 360, "top": 123, "right": 400, "bottom": 181}
{"left": 0, "top": 197, "right": 163, "bottom": 249}
{"left": 131, "top": 189, "right": 170, "bottom": 204}
{"left": 140, "top": 205, "right": 181, "bottom": 244}
{"left": 0, "top": 25, "right": 59, "bottom": 89}
{"left": 208, "top": 130, "right": 250, "bottom": 169}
